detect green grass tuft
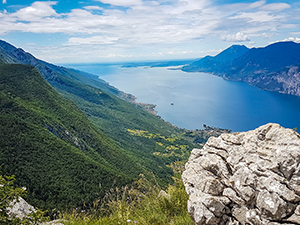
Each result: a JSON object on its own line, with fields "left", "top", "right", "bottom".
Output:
{"left": 62, "top": 162, "right": 193, "bottom": 225}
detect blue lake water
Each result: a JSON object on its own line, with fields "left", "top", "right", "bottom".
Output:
{"left": 64, "top": 63, "right": 300, "bottom": 132}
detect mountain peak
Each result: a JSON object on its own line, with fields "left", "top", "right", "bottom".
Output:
{"left": 228, "top": 44, "right": 248, "bottom": 49}
{"left": 214, "top": 44, "right": 249, "bottom": 63}
{"left": 182, "top": 44, "right": 249, "bottom": 72}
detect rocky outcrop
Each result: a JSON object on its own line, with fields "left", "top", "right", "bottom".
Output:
{"left": 8, "top": 197, "right": 36, "bottom": 219}
{"left": 182, "top": 123, "right": 300, "bottom": 225}
{"left": 8, "top": 197, "right": 65, "bottom": 224}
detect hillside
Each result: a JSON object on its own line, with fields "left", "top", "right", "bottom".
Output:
{"left": 0, "top": 64, "right": 157, "bottom": 210}
{"left": 182, "top": 42, "right": 300, "bottom": 96}
{"left": 0, "top": 63, "right": 204, "bottom": 212}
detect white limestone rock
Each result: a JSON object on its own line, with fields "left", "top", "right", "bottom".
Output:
{"left": 8, "top": 197, "right": 36, "bottom": 219}
{"left": 182, "top": 123, "right": 300, "bottom": 225}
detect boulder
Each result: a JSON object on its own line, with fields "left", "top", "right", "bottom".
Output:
{"left": 182, "top": 123, "right": 300, "bottom": 225}
{"left": 8, "top": 197, "right": 36, "bottom": 219}
{"left": 8, "top": 197, "right": 65, "bottom": 224}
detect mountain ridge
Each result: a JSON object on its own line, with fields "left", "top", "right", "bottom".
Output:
{"left": 182, "top": 44, "right": 249, "bottom": 73}
{"left": 0, "top": 40, "right": 136, "bottom": 102}
{"left": 182, "top": 41, "right": 300, "bottom": 97}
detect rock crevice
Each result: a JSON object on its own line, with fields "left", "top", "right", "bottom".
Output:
{"left": 182, "top": 123, "right": 300, "bottom": 225}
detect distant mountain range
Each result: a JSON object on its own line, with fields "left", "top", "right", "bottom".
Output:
{"left": 121, "top": 59, "right": 196, "bottom": 68}
{"left": 183, "top": 41, "right": 300, "bottom": 97}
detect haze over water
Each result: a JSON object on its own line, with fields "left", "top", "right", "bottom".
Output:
{"left": 66, "top": 63, "right": 300, "bottom": 132}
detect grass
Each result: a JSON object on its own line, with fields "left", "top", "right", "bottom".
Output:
{"left": 61, "top": 162, "right": 193, "bottom": 225}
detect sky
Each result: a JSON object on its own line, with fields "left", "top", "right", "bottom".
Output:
{"left": 0, "top": 0, "right": 300, "bottom": 63}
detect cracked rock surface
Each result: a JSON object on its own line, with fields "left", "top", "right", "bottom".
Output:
{"left": 182, "top": 123, "right": 300, "bottom": 225}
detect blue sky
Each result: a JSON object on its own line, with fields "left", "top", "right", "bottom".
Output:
{"left": 0, "top": 0, "right": 299, "bottom": 63}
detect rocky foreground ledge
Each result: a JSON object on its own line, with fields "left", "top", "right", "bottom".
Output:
{"left": 182, "top": 123, "right": 300, "bottom": 225}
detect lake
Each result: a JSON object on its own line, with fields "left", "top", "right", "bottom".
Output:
{"left": 64, "top": 63, "right": 300, "bottom": 132}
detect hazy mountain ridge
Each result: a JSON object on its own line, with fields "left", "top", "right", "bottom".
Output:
{"left": 121, "top": 59, "right": 196, "bottom": 68}
{"left": 183, "top": 41, "right": 300, "bottom": 97}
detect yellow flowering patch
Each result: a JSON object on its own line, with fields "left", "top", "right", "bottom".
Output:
{"left": 166, "top": 145, "right": 179, "bottom": 150}
{"left": 156, "top": 142, "right": 164, "bottom": 146}
{"left": 127, "top": 128, "right": 192, "bottom": 160}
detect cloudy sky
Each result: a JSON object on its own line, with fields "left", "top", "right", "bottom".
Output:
{"left": 0, "top": 0, "right": 299, "bottom": 63}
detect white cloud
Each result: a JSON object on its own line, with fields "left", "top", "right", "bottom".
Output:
{"left": 260, "top": 3, "right": 290, "bottom": 11}
{"left": 96, "top": 0, "right": 142, "bottom": 7}
{"left": 13, "top": 1, "right": 58, "bottom": 21}
{"left": 68, "top": 36, "right": 119, "bottom": 45}
{"left": 84, "top": 6, "right": 104, "bottom": 11}
{"left": 231, "top": 11, "right": 282, "bottom": 23}
{"left": 249, "top": 1, "right": 266, "bottom": 9}
{"left": 2, "top": 0, "right": 7, "bottom": 4}
{"left": 272, "top": 37, "right": 300, "bottom": 44}
{"left": 221, "top": 32, "right": 250, "bottom": 42}
{"left": 289, "top": 32, "right": 300, "bottom": 36}
{"left": 0, "top": 0, "right": 293, "bottom": 41}
{"left": 0, "top": 0, "right": 298, "bottom": 62}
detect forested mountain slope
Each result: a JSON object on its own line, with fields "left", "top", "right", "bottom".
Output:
{"left": 0, "top": 40, "right": 191, "bottom": 183}
{"left": 0, "top": 64, "right": 147, "bottom": 210}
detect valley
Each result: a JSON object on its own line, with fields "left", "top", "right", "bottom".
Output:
{"left": 0, "top": 40, "right": 222, "bottom": 214}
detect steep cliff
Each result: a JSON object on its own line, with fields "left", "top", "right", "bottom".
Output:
{"left": 244, "top": 65, "right": 300, "bottom": 96}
